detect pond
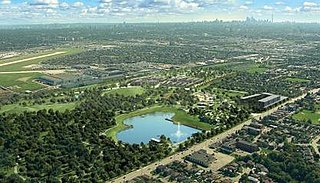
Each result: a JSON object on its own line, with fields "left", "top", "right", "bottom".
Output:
{"left": 117, "top": 112, "right": 201, "bottom": 144}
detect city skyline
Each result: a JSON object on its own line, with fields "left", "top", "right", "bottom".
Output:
{"left": 0, "top": 0, "right": 319, "bottom": 24}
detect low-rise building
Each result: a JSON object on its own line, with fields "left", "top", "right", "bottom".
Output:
{"left": 241, "top": 92, "right": 285, "bottom": 111}
{"left": 185, "top": 149, "right": 215, "bottom": 168}
{"left": 236, "top": 140, "right": 259, "bottom": 153}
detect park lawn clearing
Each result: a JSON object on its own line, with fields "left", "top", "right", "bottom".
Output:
{"left": 293, "top": 110, "right": 320, "bottom": 124}
{"left": 209, "top": 62, "right": 267, "bottom": 74}
{"left": 0, "top": 102, "right": 78, "bottom": 114}
{"left": 286, "top": 77, "right": 310, "bottom": 83}
{"left": 212, "top": 88, "right": 247, "bottom": 98}
{"left": 0, "top": 73, "right": 44, "bottom": 92}
{"left": 106, "top": 105, "right": 212, "bottom": 141}
{"left": 233, "top": 63, "right": 268, "bottom": 74}
{"left": 103, "top": 86, "right": 145, "bottom": 96}
{"left": 0, "top": 48, "right": 81, "bottom": 72}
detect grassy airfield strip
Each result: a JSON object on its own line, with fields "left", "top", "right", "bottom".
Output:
{"left": 0, "top": 48, "right": 81, "bottom": 72}
{"left": 0, "top": 51, "right": 65, "bottom": 67}
{"left": 0, "top": 48, "right": 81, "bottom": 92}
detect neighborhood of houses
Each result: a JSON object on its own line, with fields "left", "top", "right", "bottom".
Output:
{"left": 127, "top": 91, "right": 320, "bottom": 183}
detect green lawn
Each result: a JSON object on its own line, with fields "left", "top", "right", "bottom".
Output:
{"left": 233, "top": 63, "right": 268, "bottom": 74}
{"left": 102, "top": 86, "right": 145, "bottom": 96}
{"left": 212, "top": 88, "right": 247, "bottom": 97}
{"left": 0, "top": 48, "right": 82, "bottom": 72}
{"left": 286, "top": 77, "right": 310, "bottom": 83}
{"left": 106, "top": 105, "right": 212, "bottom": 141}
{"left": 0, "top": 73, "right": 44, "bottom": 92}
{"left": 0, "top": 48, "right": 82, "bottom": 92}
{"left": 208, "top": 62, "right": 268, "bottom": 74}
{"left": 293, "top": 110, "right": 320, "bottom": 124}
{"left": 0, "top": 102, "right": 78, "bottom": 114}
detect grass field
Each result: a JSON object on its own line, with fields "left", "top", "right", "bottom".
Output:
{"left": 0, "top": 48, "right": 81, "bottom": 72}
{"left": 0, "top": 102, "right": 78, "bottom": 114}
{"left": 208, "top": 62, "right": 268, "bottom": 74}
{"left": 293, "top": 110, "right": 320, "bottom": 124}
{"left": 102, "top": 86, "right": 145, "bottom": 96}
{"left": 106, "top": 105, "right": 212, "bottom": 141}
{"left": 286, "top": 77, "right": 310, "bottom": 83}
{"left": 232, "top": 63, "right": 268, "bottom": 74}
{"left": 0, "top": 73, "right": 44, "bottom": 92}
{"left": 212, "top": 88, "right": 247, "bottom": 97}
{"left": 0, "top": 48, "right": 82, "bottom": 92}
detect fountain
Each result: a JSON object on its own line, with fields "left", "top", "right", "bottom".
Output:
{"left": 174, "top": 122, "right": 183, "bottom": 138}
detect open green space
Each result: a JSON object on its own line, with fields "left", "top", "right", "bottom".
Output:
{"left": 0, "top": 48, "right": 82, "bottom": 72}
{"left": 212, "top": 88, "right": 247, "bottom": 97}
{"left": 0, "top": 73, "right": 44, "bottom": 92}
{"left": 286, "top": 77, "right": 310, "bottom": 83}
{"left": 0, "top": 102, "right": 78, "bottom": 114}
{"left": 208, "top": 62, "right": 268, "bottom": 74}
{"left": 106, "top": 105, "right": 212, "bottom": 141}
{"left": 232, "top": 63, "right": 268, "bottom": 74}
{"left": 102, "top": 86, "right": 145, "bottom": 96}
{"left": 293, "top": 109, "right": 320, "bottom": 124}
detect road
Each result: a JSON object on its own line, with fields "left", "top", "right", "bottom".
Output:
{"left": 311, "top": 135, "right": 320, "bottom": 156}
{"left": 0, "top": 51, "right": 65, "bottom": 67}
{"left": 0, "top": 70, "right": 65, "bottom": 75}
{"left": 111, "top": 88, "right": 319, "bottom": 183}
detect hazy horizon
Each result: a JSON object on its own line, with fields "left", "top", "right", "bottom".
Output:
{"left": 0, "top": 0, "right": 319, "bottom": 25}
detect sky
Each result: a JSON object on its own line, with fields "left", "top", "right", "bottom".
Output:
{"left": 0, "top": 0, "right": 319, "bottom": 24}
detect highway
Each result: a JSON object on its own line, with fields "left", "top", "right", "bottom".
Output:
{"left": 111, "top": 88, "right": 320, "bottom": 183}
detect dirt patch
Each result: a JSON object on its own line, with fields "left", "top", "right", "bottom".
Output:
{"left": 17, "top": 77, "right": 31, "bottom": 82}
{"left": 209, "top": 151, "right": 235, "bottom": 171}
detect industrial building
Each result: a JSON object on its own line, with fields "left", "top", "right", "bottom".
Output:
{"left": 37, "top": 74, "right": 98, "bottom": 88}
{"left": 236, "top": 140, "right": 259, "bottom": 153}
{"left": 241, "top": 92, "right": 286, "bottom": 111}
{"left": 37, "top": 76, "right": 63, "bottom": 86}
{"left": 185, "top": 149, "right": 215, "bottom": 168}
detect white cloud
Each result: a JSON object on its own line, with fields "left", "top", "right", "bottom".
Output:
{"left": 100, "top": 0, "right": 112, "bottom": 3}
{"left": 31, "top": 0, "right": 59, "bottom": 8}
{"left": 59, "top": 2, "right": 69, "bottom": 9}
{"left": 263, "top": 5, "right": 274, "bottom": 10}
{"left": 1, "top": 0, "right": 320, "bottom": 24}
{"left": 1, "top": 0, "right": 11, "bottom": 5}
{"left": 275, "top": 1, "right": 285, "bottom": 5}
{"left": 239, "top": 5, "right": 248, "bottom": 10}
{"left": 73, "top": 2, "right": 84, "bottom": 8}
{"left": 88, "top": 6, "right": 98, "bottom": 13}
{"left": 171, "top": 0, "right": 199, "bottom": 10}
{"left": 303, "top": 2, "right": 318, "bottom": 7}
{"left": 284, "top": 6, "right": 301, "bottom": 13}
{"left": 46, "top": 8, "right": 56, "bottom": 14}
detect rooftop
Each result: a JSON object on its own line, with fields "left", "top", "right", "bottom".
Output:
{"left": 258, "top": 95, "right": 280, "bottom": 103}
